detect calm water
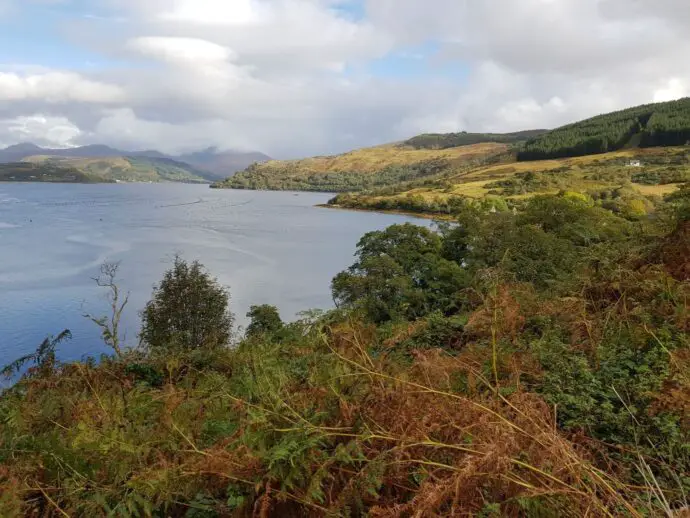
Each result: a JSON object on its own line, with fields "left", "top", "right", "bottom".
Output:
{"left": 0, "top": 183, "right": 421, "bottom": 365}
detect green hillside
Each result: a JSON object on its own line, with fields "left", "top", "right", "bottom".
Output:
{"left": 404, "top": 129, "right": 547, "bottom": 150}
{"left": 23, "top": 156, "right": 211, "bottom": 184}
{"left": 518, "top": 97, "right": 690, "bottom": 161}
{"left": 218, "top": 99, "right": 690, "bottom": 195}
{"left": 328, "top": 147, "right": 687, "bottom": 218}
{"left": 0, "top": 162, "right": 109, "bottom": 183}
{"left": 213, "top": 142, "right": 509, "bottom": 192}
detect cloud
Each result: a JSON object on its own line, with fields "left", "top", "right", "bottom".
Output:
{"left": 0, "top": 114, "right": 81, "bottom": 148}
{"left": 127, "top": 36, "right": 236, "bottom": 64}
{"left": 0, "top": 71, "right": 125, "bottom": 104}
{"left": 158, "top": 0, "right": 265, "bottom": 26}
{"left": 1, "top": 0, "right": 690, "bottom": 156}
{"left": 654, "top": 78, "right": 690, "bottom": 103}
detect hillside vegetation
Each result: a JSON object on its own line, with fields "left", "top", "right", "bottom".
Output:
{"left": 0, "top": 162, "right": 109, "bottom": 183}
{"left": 213, "top": 143, "right": 510, "bottom": 192}
{"left": 404, "top": 129, "right": 547, "bottom": 150}
{"left": 329, "top": 146, "right": 689, "bottom": 217}
{"left": 217, "top": 99, "right": 690, "bottom": 198}
{"left": 1, "top": 186, "right": 688, "bottom": 516}
{"left": 24, "top": 155, "right": 211, "bottom": 183}
{"left": 518, "top": 97, "right": 690, "bottom": 161}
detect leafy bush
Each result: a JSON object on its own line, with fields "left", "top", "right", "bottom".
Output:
{"left": 140, "top": 256, "right": 234, "bottom": 351}
{"left": 332, "top": 224, "right": 470, "bottom": 322}
{"left": 246, "top": 305, "right": 284, "bottom": 338}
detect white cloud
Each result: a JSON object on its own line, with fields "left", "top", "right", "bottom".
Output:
{"left": 127, "top": 37, "right": 235, "bottom": 64}
{"left": 0, "top": 71, "right": 125, "bottom": 104}
{"left": 654, "top": 78, "right": 690, "bottom": 103}
{"left": 0, "top": 114, "right": 81, "bottom": 148}
{"left": 112, "top": 0, "right": 391, "bottom": 74}
{"left": 160, "top": 0, "right": 264, "bottom": 25}
{"left": 2, "top": 0, "right": 690, "bottom": 157}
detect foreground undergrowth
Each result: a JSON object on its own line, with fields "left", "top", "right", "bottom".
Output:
{"left": 1, "top": 188, "right": 689, "bottom": 517}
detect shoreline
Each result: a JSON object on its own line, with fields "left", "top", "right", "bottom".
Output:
{"left": 315, "top": 203, "right": 454, "bottom": 221}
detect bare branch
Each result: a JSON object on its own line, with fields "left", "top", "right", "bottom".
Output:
{"left": 84, "top": 262, "right": 129, "bottom": 359}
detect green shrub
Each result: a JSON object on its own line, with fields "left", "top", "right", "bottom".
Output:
{"left": 140, "top": 257, "right": 234, "bottom": 352}
{"left": 246, "top": 305, "right": 284, "bottom": 338}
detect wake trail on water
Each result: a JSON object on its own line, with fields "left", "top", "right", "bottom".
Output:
{"left": 156, "top": 198, "right": 254, "bottom": 209}
{"left": 156, "top": 198, "right": 206, "bottom": 209}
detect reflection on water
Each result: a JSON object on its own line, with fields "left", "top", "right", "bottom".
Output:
{"left": 0, "top": 183, "right": 423, "bottom": 362}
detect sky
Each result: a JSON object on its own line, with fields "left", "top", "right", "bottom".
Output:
{"left": 0, "top": 0, "right": 689, "bottom": 158}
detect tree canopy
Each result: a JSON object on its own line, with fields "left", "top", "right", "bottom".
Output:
{"left": 518, "top": 97, "right": 690, "bottom": 161}
{"left": 140, "top": 257, "right": 233, "bottom": 351}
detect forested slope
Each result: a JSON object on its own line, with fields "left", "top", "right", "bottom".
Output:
{"left": 405, "top": 129, "right": 547, "bottom": 150}
{"left": 519, "top": 97, "right": 690, "bottom": 161}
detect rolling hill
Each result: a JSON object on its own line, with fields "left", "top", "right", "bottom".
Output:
{"left": 22, "top": 156, "right": 212, "bottom": 184}
{"left": 328, "top": 146, "right": 688, "bottom": 218}
{"left": 212, "top": 141, "right": 514, "bottom": 192}
{"left": 0, "top": 144, "right": 271, "bottom": 181}
{"left": 215, "top": 98, "right": 690, "bottom": 199}
{"left": 0, "top": 162, "right": 110, "bottom": 184}
{"left": 211, "top": 98, "right": 690, "bottom": 218}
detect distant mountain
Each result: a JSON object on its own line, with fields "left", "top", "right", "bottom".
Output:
{"left": 176, "top": 148, "right": 272, "bottom": 179}
{"left": 1, "top": 143, "right": 47, "bottom": 162}
{"left": 0, "top": 144, "right": 271, "bottom": 181}
{"left": 22, "top": 156, "right": 211, "bottom": 184}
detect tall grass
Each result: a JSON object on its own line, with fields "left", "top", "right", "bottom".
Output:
{"left": 1, "top": 313, "right": 685, "bottom": 516}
